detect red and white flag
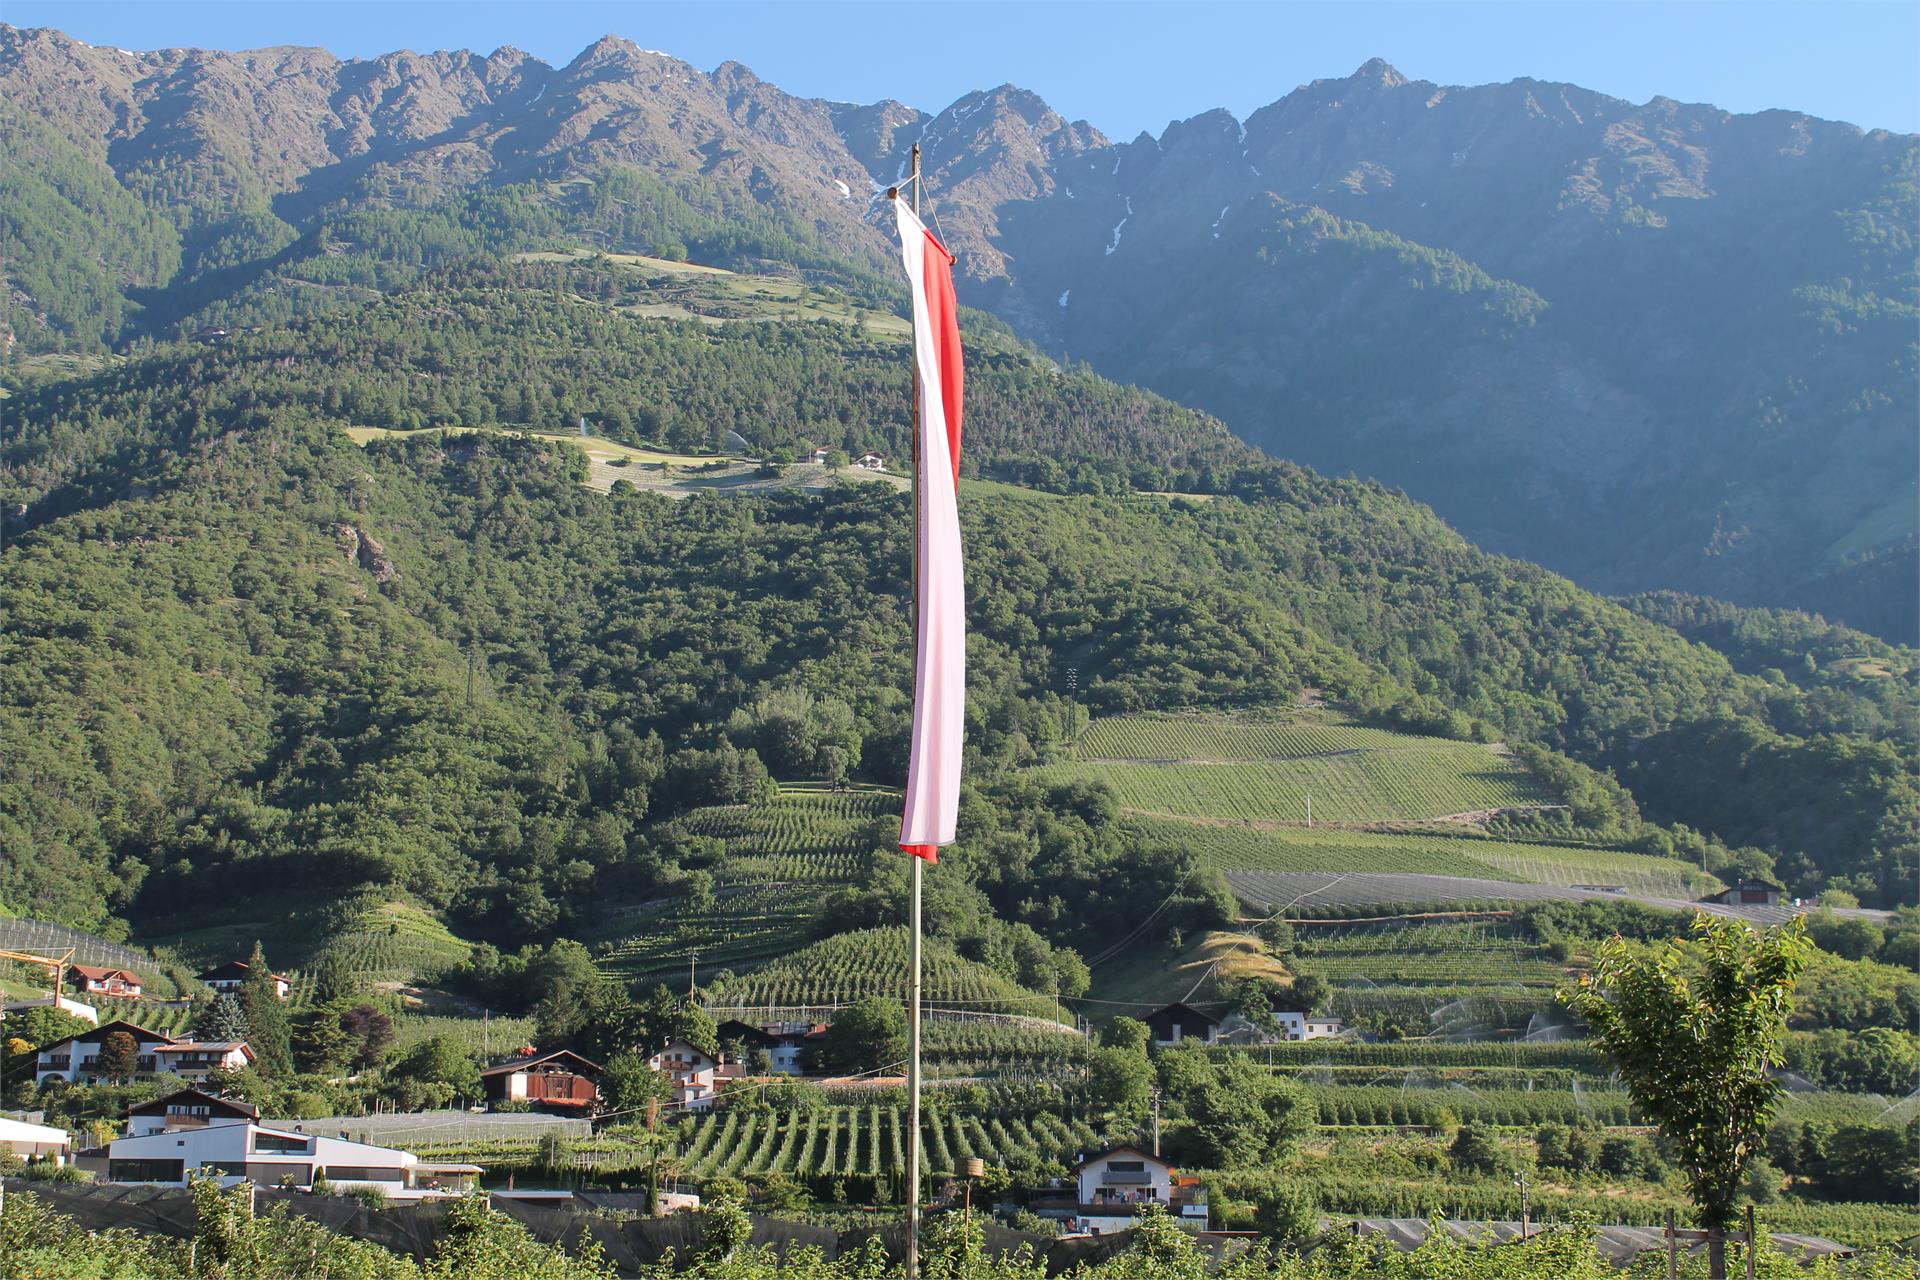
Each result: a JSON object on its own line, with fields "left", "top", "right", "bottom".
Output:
{"left": 895, "top": 197, "right": 965, "bottom": 862}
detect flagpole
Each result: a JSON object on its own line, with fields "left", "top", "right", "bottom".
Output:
{"left": 904, "top": 140, "right": 926, "bottom": 1280}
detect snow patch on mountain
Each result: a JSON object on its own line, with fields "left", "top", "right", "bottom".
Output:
{"left": 1059, "top": 290, "right": 1071, "bottom": 308}
{"left": 834, "top": 179, "right": 852, "bottom": 198}
{"left": 1105, "top": 197, "right": 1133, "bottom": 256}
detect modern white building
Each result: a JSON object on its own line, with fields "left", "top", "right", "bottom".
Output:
{"left": 106, "top": 1088, "right": 478, "bottom": 1199}
{"left": 0, "top": 1116, "right": 71, "bottom": 1164}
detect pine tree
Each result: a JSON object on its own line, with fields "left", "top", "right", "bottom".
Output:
{"left": 192, "top": 992, "right": 250, "bottom": 1042}
{"left": 238, "top": 941, "right": 292, "bottom": 1078}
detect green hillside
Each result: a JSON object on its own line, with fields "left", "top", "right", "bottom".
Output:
{"left": 1039, "top": 710, "right": 1716, "bottom": 897}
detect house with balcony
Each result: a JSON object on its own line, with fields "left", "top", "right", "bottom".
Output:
{"left": 152, "top": 1039, "right": 254, "bottom": 1081}
{"left": 34, "top": 1021, "right": 252, "bottom": 1086}
{"left": 1029, "top": 1145, "right": 1210, "bottom": 1235}
{"left": 68, "top": 965, "right": 144, "bottom": 999}
{"left": 647, "top": 1038, "right": 719, "bottom": 1111}
{"left": 124, "top": 1088, "right": 259, "bottom": 1136}
{"left": 35, "top": 1020, "right": 174, "bottom": 1085}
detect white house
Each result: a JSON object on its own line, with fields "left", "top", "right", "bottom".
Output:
{"left": 34, "top": 1020, "right": 253, "bottom": 1086}
{"left": 854, "top": 453, "right": 886, "bottom": 471}
{"left": 151, "top": 1039, "right": 255, "bottom": 1081}
{"left": 0, "top": 1116, "right": 71, "bottom": 1164}
{"left": 713, "top": 1019, "right": 827, "bottom": 1075}
{"left": 196, "top": 961, "right": 290, "bottom": 1000}
{"left": 1057, "top": 1146, "right": 1209, "bottom": 1235}
{"left": 646, "top": 1039, "right": 719, "bottom": 1111}
{"left": 106, "top": 1088, "right": 478, "bottom": 1199}
{"left": 1274, "top": 1011, "right": 1344, "bottom": 1041}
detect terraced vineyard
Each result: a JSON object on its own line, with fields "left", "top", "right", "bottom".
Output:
{"left": 89, "top": 997, "right": 195, "bottom": 1037}
{"left": 1079, "top": 712, "right": 1450, "bottom": 761}
{"left": 1045, "top": 755, "right": 1547, "bottom": 825}
{"left": 588, "top": 790, "right": 906, "bottom": 987}
{"left": 680, "top": 1105, "right": 1098, "bottom": 1179}
{"left": 1044, "top": 711, "right": 1552, "bottom": 825}
{"left": 593, "top": 883, "right": 830, "bottom": 986}
{"left": 1293, "top": 920, "right": 1567, "bottom": 989}
{"left": 705, "top": 929, "right": 1068, "bottom": 1020}
{"left": 1135, "top": 819, "right": 1715, "bottom": 897}
{"left": 320, "top": 902, "right": 475, "bottom": 984}
{"left": 681, "top": 787, "right": 894, "bottom": 883}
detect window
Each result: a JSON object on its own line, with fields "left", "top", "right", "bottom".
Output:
{"left": 109, "top": 1159, "right": 185, "bottom": 1182}
{"left": 251, "top": 1132, "right": 309, "bottom": 1155}
{"left": 323, "top": 1165, "right": 406, "bottom": 1183}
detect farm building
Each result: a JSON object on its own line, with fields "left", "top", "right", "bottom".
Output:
{"left": 1701, "top": 879, "right": 1785, "bottom": 907}
{"left": 196, "top": 960, "right": 290, "bottom": 999}
{"left": 481, "top": 1048, "right": 602, "bottom": 1110}
{"left": 67, "top": 965, "right": 144, "bottom": 999}
{"left": 1029, "top": 1146, "right": 1210, "bottom": 1235}
{"left": 854, "top": 453, "right": 886, "bottom": 471}
{"left": 1143, "top": 1002, "right": 1220, "bottom": 1047}
{"left": 34, "top": 1020, "right": 254, "bottom": 1086}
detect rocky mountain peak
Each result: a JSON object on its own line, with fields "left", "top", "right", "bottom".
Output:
{"left": 1350, "top": 57, "right": 1409, "bottom": 88}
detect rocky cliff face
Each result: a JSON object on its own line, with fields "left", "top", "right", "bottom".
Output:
{"left": 3, "top": 27, "right": 1913, "bottom": 636}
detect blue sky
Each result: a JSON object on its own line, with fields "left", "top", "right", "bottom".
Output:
{"left": 11, "top": 2, "right": 1917, "bottom": 137}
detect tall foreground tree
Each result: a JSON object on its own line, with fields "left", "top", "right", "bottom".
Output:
{"left": 1562, "top": 914, "right": 1811, "bottom": 1280}
{"left": 238, "top": 941, "right": 293, "bottom": 1078}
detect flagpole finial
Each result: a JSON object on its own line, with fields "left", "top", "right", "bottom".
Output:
{"left": 887, "top": 187, "right": 899, "bottom": 200}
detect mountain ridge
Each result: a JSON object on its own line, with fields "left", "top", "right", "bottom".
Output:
{"left": 2, "top": 24, "right": 1914, "bottom": 639}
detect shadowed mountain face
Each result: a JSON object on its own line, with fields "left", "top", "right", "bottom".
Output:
{"left": 3, "top": 28, "right": 1914, "bottom": 638}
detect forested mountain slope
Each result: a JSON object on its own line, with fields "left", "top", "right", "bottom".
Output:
{"left": 2, "top": 26, "right": 1912, "bottom": 637}
{"left": 3, "top": 264, "right": 1913, "bottom": 949}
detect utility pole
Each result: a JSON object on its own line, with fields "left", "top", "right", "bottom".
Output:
{"left": 1150, "top": 1087, "right": 1163, "bottom": 1158}
{"left": 1305, "top": 792, "right": 1312, "bottom": 829}
{"left": 688, "top": 950, "right": 699, "bottom": 1000}
{"left": 1513, "top": 1171, "right": 1529, "bottom": 1240}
